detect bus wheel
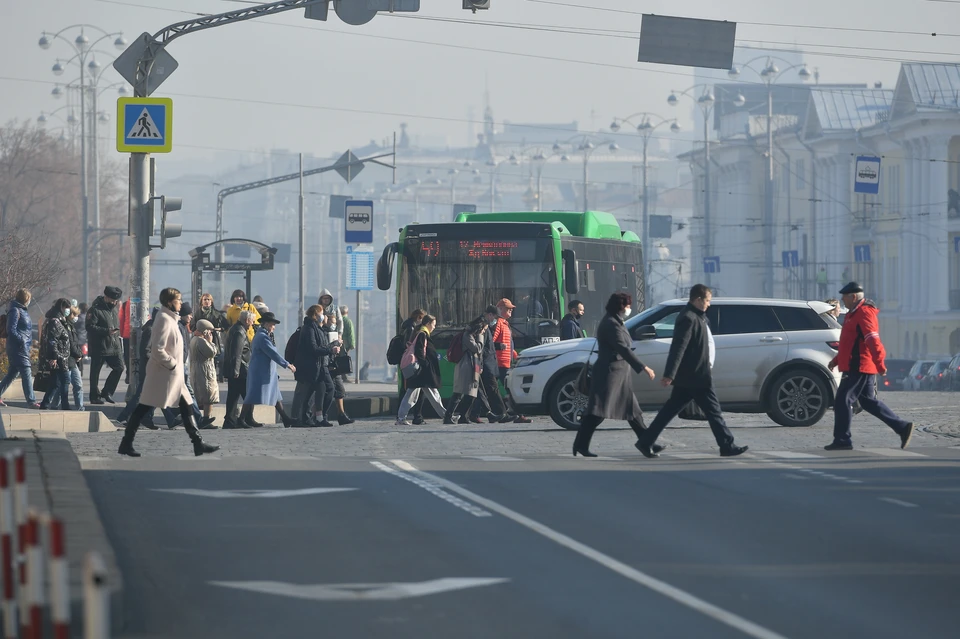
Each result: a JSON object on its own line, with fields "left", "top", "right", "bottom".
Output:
{"left": 548, "top": 370, "right": 587, "bottom": 430}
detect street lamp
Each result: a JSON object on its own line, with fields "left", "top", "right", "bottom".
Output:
{"left": 39, "top": 25, "right": 128, "bottom": 304}
{"left": 555, "top": 134, "right": 617, "bottom": 212}
{"left": 610, "top": 113, "right": 679, "bottom": 259}
{"left": 729, "top": 56, "right": 811, "bottom": 297}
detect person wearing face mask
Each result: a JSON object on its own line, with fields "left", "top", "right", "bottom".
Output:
{"left": 573, "top": 293, "right": 659, "bottom": 457}
{"left": 86, "top": 286, "right": 125, "bottom": 405}
{"left": 48, "top": 306, "right": 86, "bottom": 411}
{"left": 0, "top": 289, "right": 40, "bottom": 408}
{"left": 560, "top": 300, "right": 586, "bottom": 341}
{"left": 467, "top": 305, "right": 507, "bottom": 423}
{"left": 38, "top": 299, "right": 73, "bottom": 411}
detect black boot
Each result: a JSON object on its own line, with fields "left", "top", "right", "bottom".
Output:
{"left": 337, "top": 412, "right": 355, "bottom": 425}
{"left": 444, "top": 394, "right": 462, "bottom": 424}
{"left": 183, "top": 413, "right": 220, "bottom": 456}
{"left": 118, "top": 414, "right": 142, "bottom": 457}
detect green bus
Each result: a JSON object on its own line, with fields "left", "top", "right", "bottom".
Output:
{"left": 376, "top": 210, "right": 645, "bottom": 396}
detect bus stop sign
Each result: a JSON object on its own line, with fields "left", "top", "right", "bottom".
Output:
{"left": 344, "top": 200, "right": 374, "bottom": 244}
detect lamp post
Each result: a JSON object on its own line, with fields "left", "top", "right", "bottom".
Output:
{"left": 40, "top": 26, "right": 127, "bottom": 304}
{"left": 728, "top": 57, "right": 811, "bottom": 297}
{"left": 37, "top": 106, "right": 81, "bottom": 151}
{"left": 553, "top": 135, "right": 617, "bottom": 212}
{"left": 610, "top": 113, "right": 679, "bottom": 259}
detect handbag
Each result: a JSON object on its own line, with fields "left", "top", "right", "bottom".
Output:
{"left": 33, "top": 368, "right": 53, "bottom": 393}
{"left": 575, "top": 339, "right": 599, "bottom": 395}
{"left": 678, "top": 400, "right": 708, "bottom": 421}
{"left": 330, "top": 354, "right": 353, "bottom": 377}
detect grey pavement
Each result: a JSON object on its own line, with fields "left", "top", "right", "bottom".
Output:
{"left": 53, "top": 391, "right": 960, "bottom": 637}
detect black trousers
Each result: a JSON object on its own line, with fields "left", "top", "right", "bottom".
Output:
{"left": 224, "top": 369, "right": 247, "bottom": 424}
{"left": 471, "top": 369, "right": 505, "bottom": 418}
{"left": 833, "top": 372, "right": 909, "bottom": 444}
{"left": 576, "top": 413, "right": 649, "bottom": 450}
{"left": 125, "top": 397, "right": 199, "bottom": 442}
{"left": 122, "top": 338, "right": 130, "bottom": 381}
{"left": 641, "top": 384, "right": 735, "bottom": 448}
{"left": 89, "top": 354, "right": 124, "bottom": 400}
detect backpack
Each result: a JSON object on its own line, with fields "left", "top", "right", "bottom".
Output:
{"left": 386, "top": 333, "right": 407, "bottom": 366}
{"left": 445, "top": 329, "right": 467, "bottom": 364}
{"left": 399, "top": 335, "right": 421, "bottom": 379}
{"left": 0, "top": 314, "right": 6, "bottom": 340}
{"left": 284, "top": 326, "right": 301, "bottom": 363}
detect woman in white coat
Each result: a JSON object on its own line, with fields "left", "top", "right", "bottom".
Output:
{"left": 118, "top": 288, "right": 220, "bottom": 457}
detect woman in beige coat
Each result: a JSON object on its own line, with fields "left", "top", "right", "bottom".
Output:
{"left": 189, "top": 319, "right": 220, "bottom": 422}
{"left": 118, "top": 288, "right": 220, "bottom": 458}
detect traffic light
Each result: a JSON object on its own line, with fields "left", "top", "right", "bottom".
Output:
{"left": 151, "top": 195, "right": 182, "bottom": 249}
{"left": 463, "top": 0, "right": 489, "bottom": 12}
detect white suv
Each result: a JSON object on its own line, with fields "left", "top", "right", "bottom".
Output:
{"left": 506, "top": 298, "right": 843, "bottom": 429}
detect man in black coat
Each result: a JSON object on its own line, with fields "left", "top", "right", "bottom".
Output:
{"left": 290, "top": 305, "right": 339, "bottom": 427}
{"left": 468, "top": 305, "right": 507, "bottom": 423}
{"left": 223, "top": 311, "right": 254, "bottom": 429}
{"left": 86, "top": 285, "right": 124, "bottom": 404}
{"left": 636, "top": 284, "right": 748, "bottom": 458}
{"left": 560, "top": 299, "right": 585, "bottom": 341}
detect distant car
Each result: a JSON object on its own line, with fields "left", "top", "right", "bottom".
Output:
{"left": 507, "top": 297, "right": 842, "bottom": 429}
{"left": 920, "top": 359, "right": 952, "bottom": 391}
{"left": 941, "top": 354, "right": 960, "bottom": 391}
{"left": 880, "top": 358, "right": 915, "bottom": 391}
{"left": 903, "top": 360, "right": 934, "bottom": 391}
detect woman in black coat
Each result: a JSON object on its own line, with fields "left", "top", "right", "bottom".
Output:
{"left": 574, "top": 293, "right": 663, "bottom": 457}
{"left": 396, "top": 314, "right": 446, "bottom": 425}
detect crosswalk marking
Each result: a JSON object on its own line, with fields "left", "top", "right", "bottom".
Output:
{"left": 471, "top": 456, "right": 524, "bottom": 462}
{"left": 557, "top": 454, "right": 622, "bottom": 461}
{"left": 756, "top": 451, "right": 824, "bottom": 459}
{"left": 173, "top": 455, "right": 222, "bottom": 461}
{"left": 268, "top": 455, "right": 317, "bottom": 460}
{"left": 860, "top": 448, "right": 927, "bottom": 458}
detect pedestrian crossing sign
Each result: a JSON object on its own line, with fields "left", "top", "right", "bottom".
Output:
{"left": 117, "top": 97, "right": 173, "bottom": 153}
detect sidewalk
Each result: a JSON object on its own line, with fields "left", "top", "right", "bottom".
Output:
{"left": 2, "top": 374, "right": 401, "bottom": 421}
{"left": 0, "top": 430, "right": 122, "bottom": 634}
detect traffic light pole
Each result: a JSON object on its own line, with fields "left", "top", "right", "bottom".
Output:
{"left": 129, "top": 152, "right": 150, "bottom": 393}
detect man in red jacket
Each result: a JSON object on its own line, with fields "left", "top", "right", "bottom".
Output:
{"left": 826, "top": 282, "right": 914, "bottom": 451}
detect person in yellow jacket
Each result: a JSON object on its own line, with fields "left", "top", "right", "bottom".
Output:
{"left": 225, "top": 289, "right": 260, "bottom": 341}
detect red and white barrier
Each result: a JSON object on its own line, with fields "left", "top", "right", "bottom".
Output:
{"left": 0, "top": 455, "right": 16, "bottom": 639}
{"left": 48, "top": 517, "right": 69, "bottom": 639}
{"left": 83, "top": 551, "right": 109, "bottom": 639}
{"left": 24, "top": 512, "right": 42, "bottom": 639}
{"left": 13, "top": 452, "right": 26, "bottom": 639}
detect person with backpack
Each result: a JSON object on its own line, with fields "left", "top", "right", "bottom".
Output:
{"left": 443, "top": 317, "right": 485, "bottom": 424}
{"left": 395, "top": 314, "right": 446, "bottom": 425}
{"left": 391, "top": 308, "right": 428, "bottom": 424}
{"left": 290, "top": 305, "right": 338, "bottom": 427}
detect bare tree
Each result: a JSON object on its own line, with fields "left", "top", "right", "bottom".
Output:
{"left": 0, "top": 230, "right": 64, "bottom": 303}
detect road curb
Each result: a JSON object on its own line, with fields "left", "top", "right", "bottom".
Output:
{"left": 0, "top": 432, "right": 124, "bottom": 634}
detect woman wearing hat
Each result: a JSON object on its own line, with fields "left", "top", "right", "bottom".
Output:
{"left": 190, "top": 319, "right": 220, "bottom": 426}
{"left": 242, "top": 311, "right": 296, "bottom": 427}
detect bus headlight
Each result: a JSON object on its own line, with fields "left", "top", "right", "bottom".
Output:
{"left": 515, "top": 355, "right": 560, "bottom": 367}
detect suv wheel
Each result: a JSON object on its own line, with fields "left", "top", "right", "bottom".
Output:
{"left": 548, "top": 370, "right": 587, "bottom": 430}
{"left": 766, "top": 369, "right": 829, "bottom": 427}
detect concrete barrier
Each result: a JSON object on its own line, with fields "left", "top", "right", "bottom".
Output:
{"left": 0, "top": 412, "right": 115, "bottom": 434}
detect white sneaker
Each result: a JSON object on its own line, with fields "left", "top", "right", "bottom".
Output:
{"left": 395, "top": 418, "right": 411, "bottom": 426}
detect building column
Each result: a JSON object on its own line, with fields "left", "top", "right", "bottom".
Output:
{"left": 929, "top": 137, "right": 951, "bottom": 313}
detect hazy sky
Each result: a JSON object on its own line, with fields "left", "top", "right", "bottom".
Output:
{"left": 2, "top": 0, "right": 954, "bottom": 164}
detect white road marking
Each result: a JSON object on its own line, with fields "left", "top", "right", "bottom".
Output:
{"left": 861, "top": 449, "right": 927, "bottom": 458}
{"left": 664, "top": 453, "right": 715, "bottom": 460}
{"left": 268, "top": 455, "right": 317, "bottom": 460}
{"left": 151, "top": 488, "right": 356, "bottom": 498}
{"left": 878, "top": 497, "right": 919, "bottom": 508}
{"left": 782, "top": 474, "right": 809, "bottom": 480}
{"left": 756, "top": 451, "right": 824, "bottom": 459}
{"left": 173, "top": 455, "right": 222, "bottom": 461}
{"left": 556, "top": 454, "right": 623, "bottom": 461}
{"left": 470, "top": 456, "right": 524, "bottom": 462}
{"left": 372, "top": 461, "right": 491, "bottom": 518}
{"left": 390, "top": 459, "right": 791, "bottom": 639}
{"left": 209, "top": 577, "right": 509, "bottom": 601}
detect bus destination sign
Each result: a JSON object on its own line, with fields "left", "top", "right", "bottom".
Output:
{"left": 418, "top": 239, "right": 539, "bottom": 262}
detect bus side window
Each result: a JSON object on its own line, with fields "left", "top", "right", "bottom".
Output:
{"left": 579, "top": 270, "right": 596, "bottom": 291}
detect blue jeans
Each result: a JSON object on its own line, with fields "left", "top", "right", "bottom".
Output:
{"left": 49, "top": 367, "right": 83, "bottom": 410}
{"left": 40, "top": 369, "right": 70, "bottom": 409}
{"left": 0, "top": 360, "right": 35, "bottom": 404}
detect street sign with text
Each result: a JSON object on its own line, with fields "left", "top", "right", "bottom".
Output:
{"left": 703, "top": 256, "right": 721, "bottom": 273}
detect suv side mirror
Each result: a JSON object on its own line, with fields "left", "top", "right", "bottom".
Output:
{"left": 632, "top": 324, "right": 657, "bottom": 340}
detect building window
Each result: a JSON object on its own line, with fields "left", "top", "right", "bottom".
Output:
{"left": 796, "top": 159, "right": 806, "bottom": 190}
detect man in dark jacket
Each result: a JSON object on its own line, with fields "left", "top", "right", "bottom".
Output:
{"left": 87, "top": 286, "right": 124, "bottom": 404}
{"left": 560, "top": 299, "right": 585, "bottom": 340}
{"left": 290, "top": 305, "right": 339, "bottom": 427}
{"left": 636, "top": 284, "right": 748, "bottom": 458}
{"left": 116, "top": 307, "right": 158, "bottom": 428}
{"left": 223, "top": 310, "right": 254, "bottom": 428}
{"left": 469, "top": 305, "right": 508, "bottom": 423}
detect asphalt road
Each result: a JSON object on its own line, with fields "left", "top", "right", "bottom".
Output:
{"left": 74, "top": 392, "right": 960, "bottom": 639}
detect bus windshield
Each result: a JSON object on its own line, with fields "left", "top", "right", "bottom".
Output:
{"left": 399, "top": 237, "right": 561, "bottom": 346}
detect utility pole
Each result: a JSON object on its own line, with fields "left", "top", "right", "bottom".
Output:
{"left": 298, "top": 152, "right": 305, "bottom": 328}
{"left": 764, "top": 88, "right": 775, "bottom": 298}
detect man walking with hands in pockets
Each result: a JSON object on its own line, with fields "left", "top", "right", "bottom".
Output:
{"left": 636, "top": 284, "right": 748, "bottom": 458}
